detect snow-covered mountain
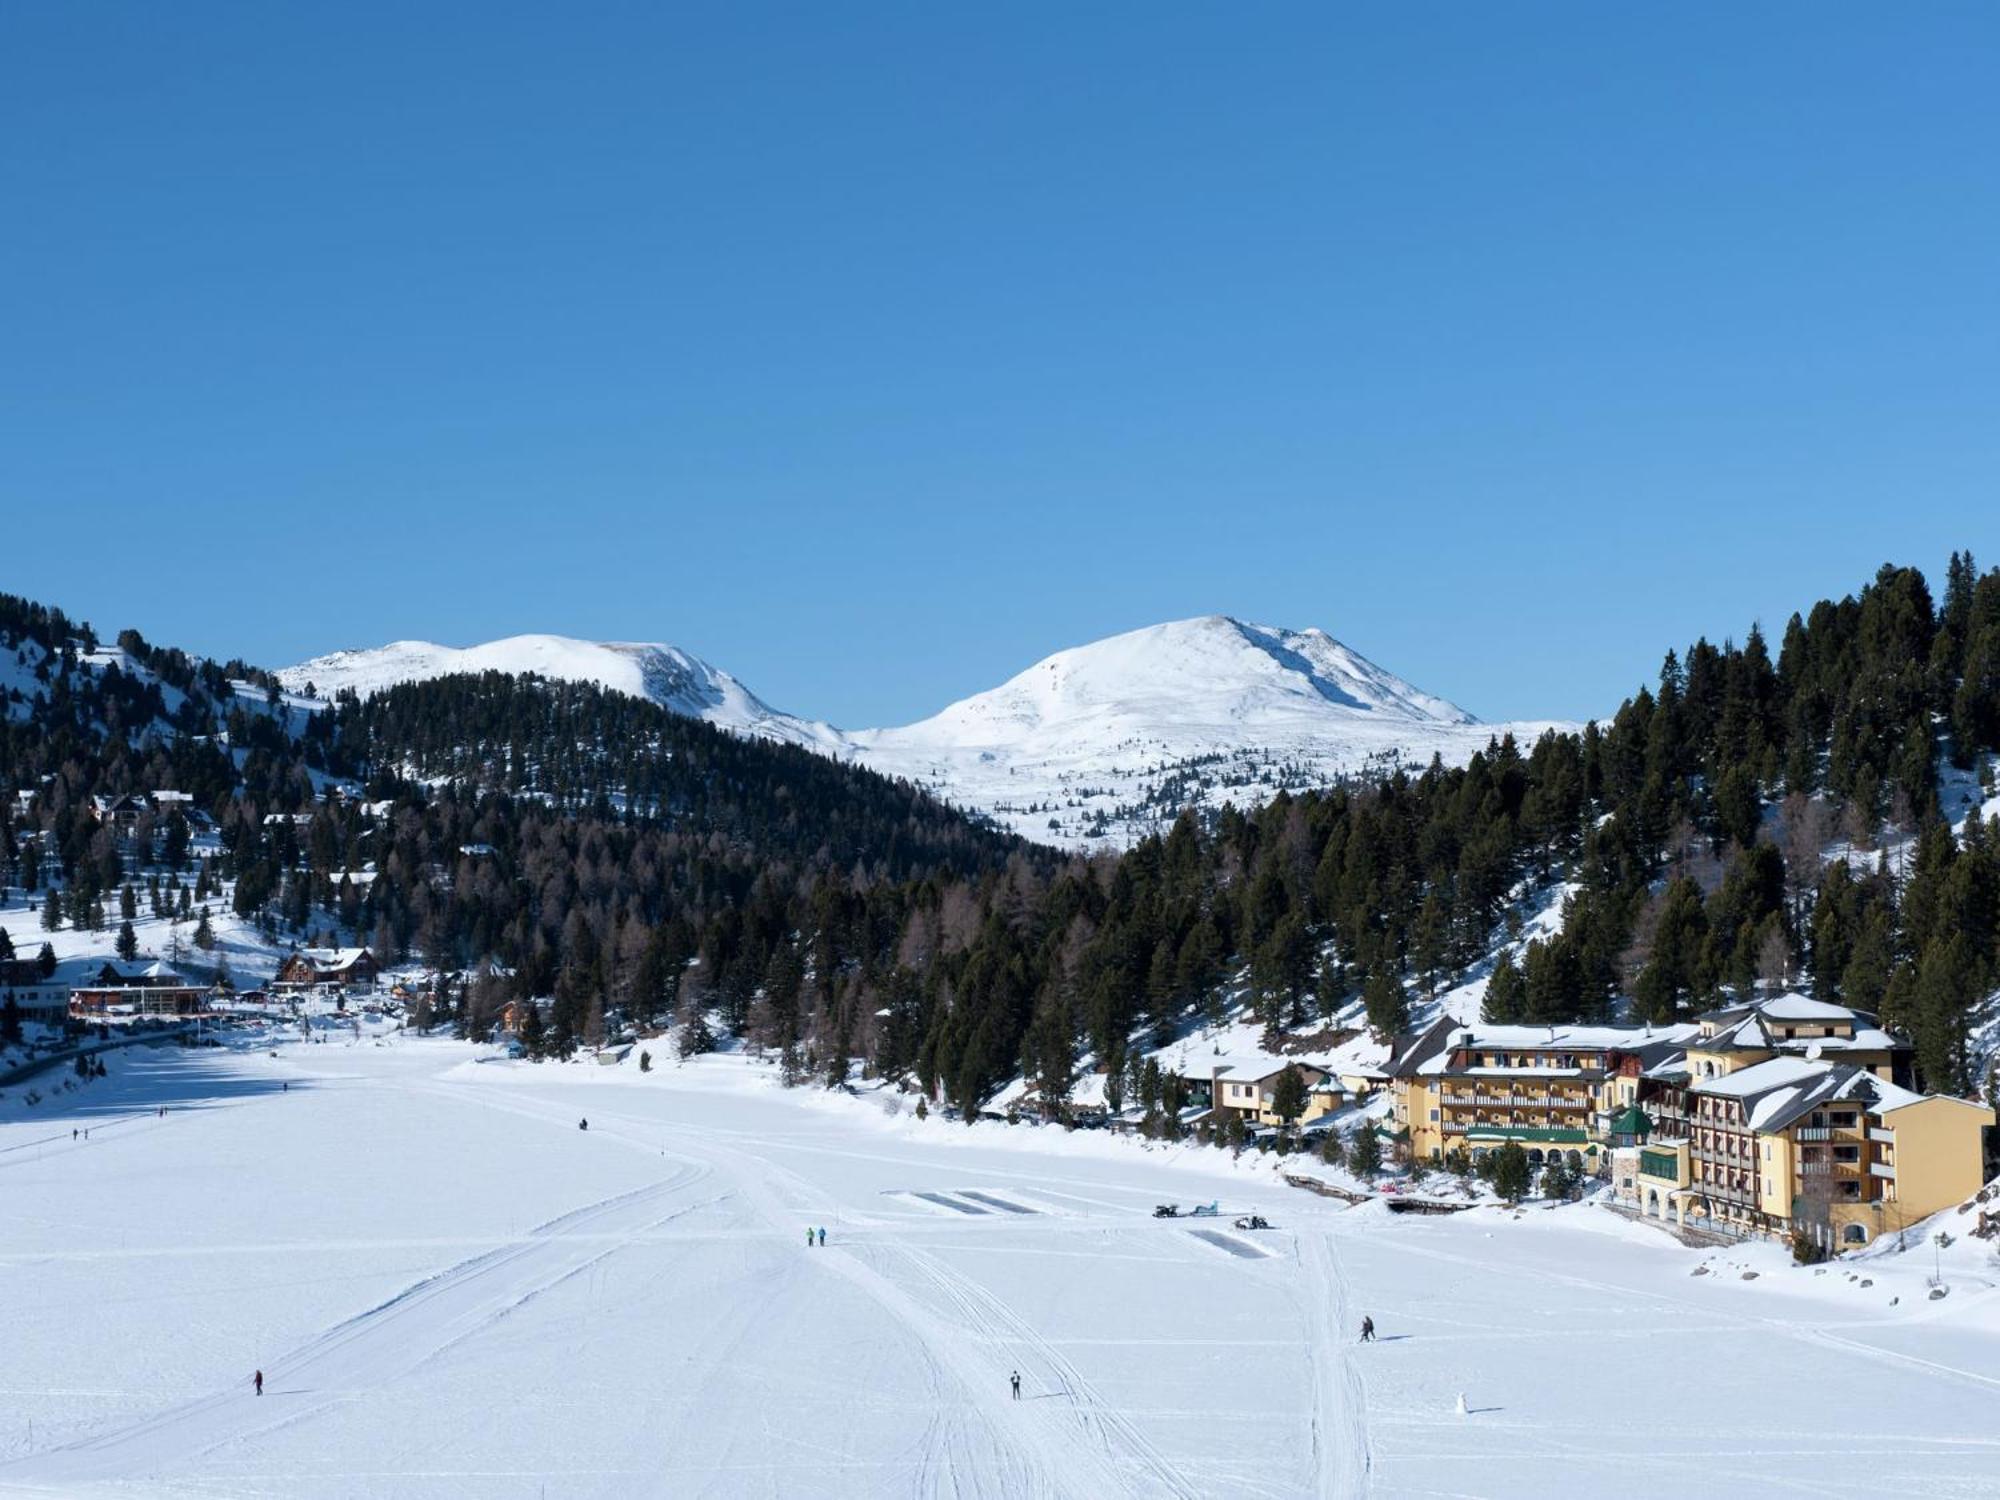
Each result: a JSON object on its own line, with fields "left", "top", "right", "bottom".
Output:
{"left": 281, "top": 617, "right": 1572, "bottom": 848}
{"left": 843, "top": 617, "right": 1568, "bottom": 846}
{"left": 278, "top": 636, "right": 842, "bottom": 751}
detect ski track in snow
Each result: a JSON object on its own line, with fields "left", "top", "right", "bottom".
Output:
{"left": 2, "top": 1166, "right": 713, "bottom": 1490}
{"left": 8, "top": 1043, "right": 2000, "bottom": 1498}
{"left": 1302, "top": 1228, "right": 1372, "bottom": 1498}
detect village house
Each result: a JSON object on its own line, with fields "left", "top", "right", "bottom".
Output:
{"left": 0, "top": 958, "right": 71, "bottom": 1029}
{"left": 1173, "top": 1056, "right": 1343, "bottom": 1129}
{"left": 69, "top": 960, "right": 209, "bottom": 1018}
{"left": 274, "top": 948, "right": 381, "bottom": 991}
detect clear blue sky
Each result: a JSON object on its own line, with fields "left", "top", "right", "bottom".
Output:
{"left": 4, "top": 4, "right": 1995, "bottom": 727}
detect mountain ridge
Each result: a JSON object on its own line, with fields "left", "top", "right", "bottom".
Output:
{"left": 279, "top": 615, "right": 1571, "bottom": 846}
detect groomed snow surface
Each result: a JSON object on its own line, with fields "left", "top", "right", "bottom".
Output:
{"left": 4, "top": 1038, "right": 1999, "bottom": 1499}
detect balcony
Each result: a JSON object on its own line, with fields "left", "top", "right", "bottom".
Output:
{"left": 1869, "top": 1162, "right": 1896, "bottom": 1180}
{"left": 1440, "top": 1093, "right": 1590, "bottom": 1109}
{"left": 1794, "top": 1127, "right": 1833, "bottom": 1141}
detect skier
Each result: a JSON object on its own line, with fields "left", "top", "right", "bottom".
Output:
{"left": 254, "top": 1370, "right": 263, "bottom": 1397}
{"left": 1359, "top": 1316, "right": 1375, "bottom": 1343}
{"left": 806, "top": 1226, "right": 814, "bottom": 1247}
{"left": 1010, "top": 1371, "right": 1021, "bottom": 1401}
{"left": 578, "top": 1118, "right": 588, "bottom": 1131}
{"left": 817, "top": 1227, "right": 826, "bottom": 1247}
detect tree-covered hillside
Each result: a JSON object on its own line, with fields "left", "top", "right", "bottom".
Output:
{"left": 5, "top": 557, "right": 2000, "bottom": 1110}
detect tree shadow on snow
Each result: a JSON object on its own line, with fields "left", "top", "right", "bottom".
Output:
{"left": 4, "top": 1038, "right": 310, "bottom": 1127}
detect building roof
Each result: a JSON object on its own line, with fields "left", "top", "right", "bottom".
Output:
{"left": 1608, "top": 1104, "right": 1652, "bottom": 1137}
{"left": 295, "top": 947, "right": 372, "bottom": 969}
{"left": 75, "top": 960, "right": 202, "bottom": 993}
{"left": 1690, "top": 1055, "right": 1932, "bottom": 1134}
{"left": 1387, "top": 1018, "right": 1700, "bottom": 1078}
{"left": 1747, "top": 993, "right": 1863, "bottom": 1022}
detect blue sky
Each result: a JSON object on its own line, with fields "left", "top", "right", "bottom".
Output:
{"left": 4, "top": 4, "right": 1996, "bottom": 727}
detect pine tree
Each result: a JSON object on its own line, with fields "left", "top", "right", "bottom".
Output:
{"left": 1270, "top": 1064, "right": 1309, "bottom": 1127}
{"left": 517, "top": 999, "right": 547, "bottom": 1060}
{"left": 1362, "top": 968, "right": 1407, "bottom": 1040}
{"left": 41, "top": 886, "right": 61, "bottom": 931}
{"left": 1348, "top": 1123, "right": 1383, "bottom": 1178}
{"left": 1489, "top": 1140, "right": 1531, "bottom": 1203}
{"left": 1482, "top": 951, "right": 1526, "bottom": 1023}
{"left": 115, "top": 920, "right": 138, "bottom": 962}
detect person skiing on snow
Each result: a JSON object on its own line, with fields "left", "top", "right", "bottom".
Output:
{"left": 1010, "top": 1371, "right": 1021, "bottom": 1401}
{"left": 1359, "top": 1316, "right": 1375, "bottom": 1343}
{"left": 816, "top": 1227, "right": 826, "bottom": 1247}
{"left": 578, "top": 1118, "right": 588, "bottom": 1131}
{"left": 806, "top": 1226, "right": 814, "bottom": 1247}
{"left": 254, "top": 1370, "right": 263, "bottom": 1396}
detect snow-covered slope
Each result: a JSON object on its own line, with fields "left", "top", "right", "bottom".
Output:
{"left": 282, "top": 617, "right": 1573, "bottom": 848}
{"left": 279, "top": 636, "right": 842, "bottom": 751}
{"left": 845, "top": 617, "right": 1570, "bottom": 846}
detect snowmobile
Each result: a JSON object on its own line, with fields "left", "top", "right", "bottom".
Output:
{"left": 1189, "top": 1200, "right": 1220, "bottom": 1218}
{"left": 1153, "top": 1203, "right": 1180, "bottom": 1218}
{"left": 1233, "top": 1214, "right": 1271, "bottom": 1231}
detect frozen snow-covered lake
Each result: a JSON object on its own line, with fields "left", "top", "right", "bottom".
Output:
{"left": 3, "top": 1033, "right": 1998, "bottom": 1498}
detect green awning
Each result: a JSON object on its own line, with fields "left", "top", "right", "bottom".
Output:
{"left": 1464, "top": 1127, "right": 1590, "bottom": 1144}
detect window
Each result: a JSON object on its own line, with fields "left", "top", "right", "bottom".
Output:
{"left": 1842, "top": 1224, "right": 1869, "bottom": 1245}
{"left": 1830, "top": 1111, "right": 1858, "bottom": 1129}
{"left": 1428, "top": 1109, "right": 1439, "bottom": 1122}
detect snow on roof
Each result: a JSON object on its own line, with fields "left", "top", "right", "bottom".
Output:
{"left": 299, "top": 947, "right": 372, "bottom": 968}
{"left": 1451, "top": 1022, "right": 1699, "bottom": 1051}
{"left": 1691, "top": 1055, "right": 1829, "bottom": 1101}
{"left": 1690, "top": 1055, "right": 1935, "bottom": 1132}
{"left": 1753, "top": 993, "right": 1862, "bottom": 1021}
{"left": 1191, "top": 1054, "right": 1319, "bottom": 1081}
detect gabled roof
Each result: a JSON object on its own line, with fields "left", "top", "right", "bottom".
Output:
{"left": 90, "top": 959, "right": 194, "bottom": 986}
{"left": 1751, "top": 993, "right": 1864, "bottom": 1022}
{"left": 296, "top": 947, "right": 372, "bottom": 968}
{"left": 1384, "top": 1016, "right": 1458, "bottom": 1079}
{"left": 1387, "top": 1018, "right": 1699, "bottom": 1077}
{"left": 1691, "top": 1055, "right": 1932, "bottom": 1133}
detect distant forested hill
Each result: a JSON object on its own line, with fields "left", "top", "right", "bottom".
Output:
{"left": 5, "top": 555, "right": 2000, "bottom": 1110}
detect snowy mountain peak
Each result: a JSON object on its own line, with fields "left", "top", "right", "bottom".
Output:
{"left": 281, "top": 617, "right": 1561, "bottom": 848}
{"left": 862, "top": 615, "right": 1476, "bottom": 751}
{"left": 276, "top": 635, "right": 840, "bottom": 749}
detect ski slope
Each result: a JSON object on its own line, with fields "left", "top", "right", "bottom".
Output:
{"left": 4, "top": 1038, "right": 1998, "bottom": 1498}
